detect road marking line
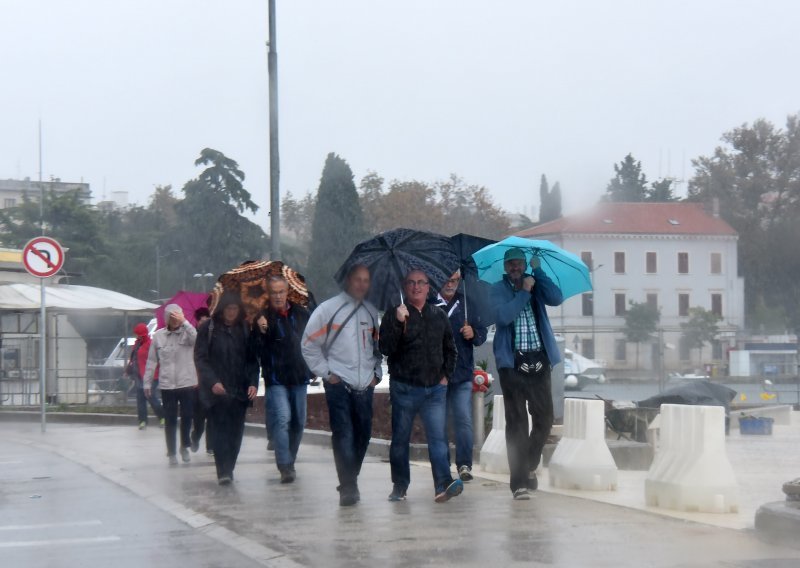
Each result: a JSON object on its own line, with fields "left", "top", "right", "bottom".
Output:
{"left": 0, "top": 536, "right": 120, "bottom": 549}
{"left": 0, "top": 520, "right": 102, "bottom": 531}
{"left": 0, "top": 460, "right": 23, "bottom": 465}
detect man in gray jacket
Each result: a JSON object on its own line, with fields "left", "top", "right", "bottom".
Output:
{"left": 144, "top": 304, "right": 198, "bottom": 465}
{"left": 302, "top": 265, "right": 381, "bottom": 506}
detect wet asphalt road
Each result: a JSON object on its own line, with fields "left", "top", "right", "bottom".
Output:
{"left": 0, "top": 438, "right": 264, "bottom": 568}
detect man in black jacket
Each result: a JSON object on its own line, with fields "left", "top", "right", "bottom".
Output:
{"left": 194, "top": 293, "right": 259, "bottom": 485}
{"left": 256, "top": 275, "right": 312, "bottom": 484}
{"left": 380, "top": 269, "right": 462, "bottom": 503}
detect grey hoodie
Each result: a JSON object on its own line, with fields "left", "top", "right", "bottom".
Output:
{"left": 143, "top": 304, "right": 198, "bottom": 390}
{"left": 301, "top": 292, "right": 381, "bottom": 391}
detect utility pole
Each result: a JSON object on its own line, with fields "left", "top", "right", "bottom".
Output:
{"left": 268, "top": 0, "right": 281, "bottom": 260}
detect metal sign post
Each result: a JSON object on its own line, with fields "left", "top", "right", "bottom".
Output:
{"left": 22, "top": 237, "right": 66, "bottom": 433}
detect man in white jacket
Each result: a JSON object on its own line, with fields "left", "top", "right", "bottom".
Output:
{"left": 144, "top": 304, "right": 198, "bottom": 465}
{"left": 302, "top": 265, "right": 381, "bottom": 506}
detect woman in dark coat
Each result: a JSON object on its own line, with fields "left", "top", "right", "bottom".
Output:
{"left": 194, "top": 293, "right": 260, "bottom": 485}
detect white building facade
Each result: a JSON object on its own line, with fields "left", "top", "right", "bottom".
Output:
{"left": 518, "top": 203, "right": 745, "bottom": 374}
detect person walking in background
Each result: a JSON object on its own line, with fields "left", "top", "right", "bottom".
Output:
{"left": 256, "top": 276, "right": 312, "bottom": 484}
{"left": 190, "top": 307, "right": 213, "bottom": 455}
{"left": 380, "top": 269, "right": 462, "bottom": 504}
{"left": 144, "top": 304, "right": 198, "bottom": 466}
{"left": 194, "top": 293, "right": 259, "bottom": 485}
{"left": 302, "top": 265, "right": 381, "bottom": 506}
{"left": 433, "top": 271, "right": 488, "bottom": 482}
{"left": 127, "top": 322, "right": 164, "bottom": 430}
{"left": 490, "top": 249, "right": 563, "bottom": 500}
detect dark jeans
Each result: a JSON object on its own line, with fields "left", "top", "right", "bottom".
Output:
{"left": 191, "top": 388, "right": 212, "bottom": 451}
{"left": 324, "top": 381, "right": 374, "bottom": 492}
{"left": 390, "top": 381, "right": 452, "bottom": 494}
{"left": 446, "top": 380, "right": 473, "bottom": 469}
{"left": 161, "top": 387, "right": 194, "bottom": 456}
{"left": 136, "top": 384, "right": 163, "bottom": 424}
{"left": 498, "top": 366, "right": 554, "bottom": 493}
{"left": 266, "top": 385, "right": 307, "bottom": 470}
{"left": 209, "top": 398, "right": 248, "bottom": 480}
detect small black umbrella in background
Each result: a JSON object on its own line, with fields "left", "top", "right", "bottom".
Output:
{"left": 450, "top": 233, "right": 496, "bottom": 326}
{"left": 335, "top": 228, "right": 460, "bottom": 311}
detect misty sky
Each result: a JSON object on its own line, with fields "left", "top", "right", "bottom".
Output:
{"left": 2, "top": 0, "right": 798, "bottom": 226}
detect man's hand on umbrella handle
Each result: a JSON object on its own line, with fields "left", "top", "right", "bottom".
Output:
{"left": 530, "top": 257, "right": 541, "bottom": 270}
{"left": 396, "top": 304, "right": 409, "bottom": 323}
{"left": 461, "top": 325, "right": 475, "bottom": 341}
{"left": 247, "top": 386, "right": 257, "bottom": 400}
{"left": 212, "top": 382, "right": 227, "bottom": 396}
{"left": 144, "top": 388, "right": 151, "bottom": 399}
{"left": 257, "top": 315, "right": 268, "bottom": 334}
{"left": 439, "top": 376, "right": 448, "bottom": 386}
{"left": 522, "top": 276, "right": 535, "bottom": 292}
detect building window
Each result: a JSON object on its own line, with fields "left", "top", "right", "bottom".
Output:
{"left": 711, "top": 340, "right": 723, "bottom": 361}
{"left": 614, "top": 252, "right": 625, "bottom": 274}
{"left": 679, "top": 337, "right": 691, "bottom": 361}
{"left": 614, "top": 293, "right": 627, "bottom": 316}
{"left": 3, "top": 198, "right": 16, "bottom": 208}
{"left": 614, "top": 339, "right": 627, "bottom": 361}
{"left": 581, "top": 251, "right": 593, "bottom": 270}
{"left": 678, "top": 252, "right": 689, "bottom": 274}
{"left": 710, "top": 252, "right": 722, "bottom": 274}
{"left": 646, "top": 293, "right": 658, "bottom": 309}
{"left": 678, "top": 293, "right": 690, "bottom": 317}
{"left": 581, "top": 339, "right": 595, "bottom": 360}
{"left": 581, "top": 293, "right": 594, "bottom": 316}
{"left": 711, "top": 293, "right": 723, "bottom": 317}
{"left": 646, "top": 252, "right": 657, "bottom": 274}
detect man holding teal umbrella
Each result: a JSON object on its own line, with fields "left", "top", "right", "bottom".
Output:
{"left": 488, "top": 247, "right": 564, "bottom": 500}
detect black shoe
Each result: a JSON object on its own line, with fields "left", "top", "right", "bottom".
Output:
{"left": 513, "top": 488, "right": 531, "bottom": 500}
{"left": 339, "top": 489, "right": 358, "bottom": 507}
{"left": 280, "top": 468, "right": 296, "bottom": 484}
{"left": 218, "top": 476, "right": 232, "bottom": 486}
{"left": 528, "top": 473, "right": 539, "bottom": 491}
{"left": 388, "top": 486, "right": 407, "bottom": 502}
{"left": 191, "top": 437, "right": 200, "bottom": 453}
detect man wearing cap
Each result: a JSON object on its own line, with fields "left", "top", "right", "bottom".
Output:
{"left": 126, "top": 323, "right": 164, "bottom": 430}
{"left": 490, "top": 248, "right": 563, "bottom": 500}
{"left": 144, "top": 304, "right": 198, "bottom": 465}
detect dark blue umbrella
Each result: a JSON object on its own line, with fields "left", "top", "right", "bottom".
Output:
{"left": 450, "top": 233, "right": 496, "bottom": 326}
{"left": 335, "top": 228, "right": 460, "bottom": 311}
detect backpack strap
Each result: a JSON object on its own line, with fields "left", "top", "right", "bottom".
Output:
{"left": 322, "top": 301, "right": 362, "bottom": 358}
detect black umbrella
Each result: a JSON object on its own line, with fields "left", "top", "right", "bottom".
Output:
{"left": 335, "top": 228, "right": 460, "bottom": 311}
{"left": 638, "top": 380, "right": 737, "bottom": 415}
{"left": 450, "top": 233, "right": 496, "bottom": 326}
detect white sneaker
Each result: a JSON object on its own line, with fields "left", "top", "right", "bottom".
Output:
{"left": 180, "top": 447, "right": 191, "bottom": 463}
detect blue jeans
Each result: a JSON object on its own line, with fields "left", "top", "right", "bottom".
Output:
{"left": 266, "top": 384, "right": 307, "bottom": 469}
{"left": 390, "top": 381, "right": 452, "bottom": 494}
{"left": 447, "top": 380, "right": 473, "bottom": 469}
{"left": 324, "top": 381, "right": 374, "bottom": 492}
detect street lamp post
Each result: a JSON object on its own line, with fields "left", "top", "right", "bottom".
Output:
{"left": 267, "top": 0, "right": 281, "bottom": 260}
{"left": 193, "top": 272, "right": 214, "bottom": 292}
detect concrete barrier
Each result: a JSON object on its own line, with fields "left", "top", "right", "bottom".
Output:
{"left": 549, "top": 398, "right": 617, "bottom": 491}
{"left": 480, "top": 395, "right": 509, "bottom": 474}
{"left": 645, "top": 404, "right": 739, "bottom": 513}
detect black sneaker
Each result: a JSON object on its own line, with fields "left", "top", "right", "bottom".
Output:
{"left": 218, "top": 476, "right": 232, "bottom": 486}
{"left": 458, "top": 465, "right": 473, "bottom": 482}
{"left": 528, "top": 473, "right": 539, "bottom": 491}
{"left": 280, "top": 469, "right": 296, "bottom": 484}
{"left": 339, "top": 488, "right": 358, "bottom": 507}
{"left": 191, "top": 437, "right": 200, "bottom": 453}
{"left": 388, "top": 486, "right": 407, "bottom": 502}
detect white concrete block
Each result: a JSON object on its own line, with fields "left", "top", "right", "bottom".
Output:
{"left": 645, "top": 404, "right": 739, "bottom": 514}
{"left": 480, "top": 395, "right": 509, "bottom": 474}
{"left": 549, "top": 398, "right": 618, "bottom": 491}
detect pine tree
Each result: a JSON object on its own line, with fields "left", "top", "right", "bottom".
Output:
{"left": 538, "top": 174, "right": 563, "bottom": 223}
{"left": 307, "top": 153, "right": 367, "bottom": 300}
{"left": 605, "top": 153, "right": 648, "bottom": 202}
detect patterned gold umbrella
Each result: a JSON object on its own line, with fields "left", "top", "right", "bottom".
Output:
{"left": 209, "top": 260, "right": 311, "bottom": 323}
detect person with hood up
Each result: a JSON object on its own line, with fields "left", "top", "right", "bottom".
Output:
{"left": 143, "top": 304, "right": 198, "bottom": 465}
{"left": 190, "top": 307, "right": 213, "bottom": 455}
{"left": 126, "top": 322, "right": 164, "bottom": 430}
{"left": 301, "top": 264, "right": 381, "bottom": 506}
{"left": 194, "top": 293, "right": 259, "bottom": 485}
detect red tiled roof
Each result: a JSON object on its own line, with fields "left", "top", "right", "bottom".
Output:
{"left": 517, "top": 202, "right": 737, "bottom": 238}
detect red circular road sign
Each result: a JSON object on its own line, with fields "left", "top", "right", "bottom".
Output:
{"left": 22, "top": 236, "right": 65, "bottom": 278}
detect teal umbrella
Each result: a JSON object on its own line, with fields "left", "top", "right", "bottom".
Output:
{"left": 471, "top": 236, "right": 592, "bottom": 300}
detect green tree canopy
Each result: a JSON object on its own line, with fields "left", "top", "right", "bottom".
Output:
{"left": 623, "top": 301, "right": 661, "bottom": 370}
{"left": 307, "top": 153, "right": 367, "bottom": 300}
{"left": 681, "top": 307, "right": 720, "bottom": 360}
{"left": 605, "top": 153, "right": 648, "bottom": 202}
{"left": 538, "top": 175, "right": 563, "bottom": 223}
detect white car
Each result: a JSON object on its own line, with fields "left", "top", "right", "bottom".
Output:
{"left": 563, "top": 349, "right": 607, "bottom": 391}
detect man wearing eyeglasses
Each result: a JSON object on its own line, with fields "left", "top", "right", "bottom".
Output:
{"left": 433, "top": 271, "right": 488, "bottom": 482}
{"left": 379, "top": 269, "right": 461, "bottom": 503}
